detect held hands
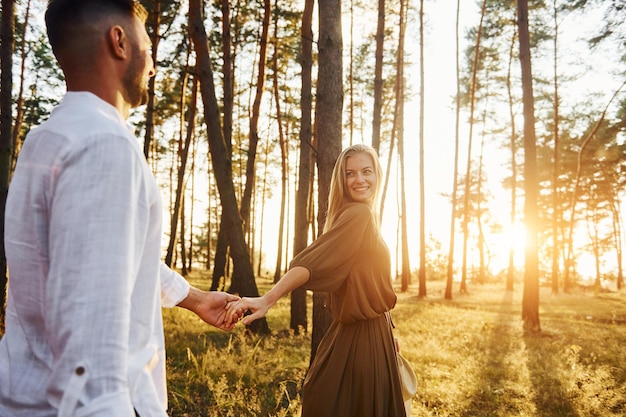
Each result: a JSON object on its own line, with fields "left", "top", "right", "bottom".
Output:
{"left": 178, "top": 287, "right": 242, "bottom": 331}
{"left": 223, "top": 267, "right": 309, "bottom": 327}
{"left": 225, "top": 296, "right": 270, "bottom": 326}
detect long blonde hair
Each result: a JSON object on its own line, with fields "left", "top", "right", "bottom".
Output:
{"left": 323, "top": 144, "right": 383, "bottom": 233}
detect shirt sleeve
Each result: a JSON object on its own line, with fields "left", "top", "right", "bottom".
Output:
{"left": 160, "top": 262, "right": 190, "bottom": 308}
{"left": 289, "top": 203, "right": 372, "bottom": 292}
{"left": 45, "top": 133, "right": 147, "bottom": 416}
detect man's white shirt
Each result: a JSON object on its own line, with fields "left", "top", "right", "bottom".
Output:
{"left": 0, "top": 92, "right": 190, "bottom": 417}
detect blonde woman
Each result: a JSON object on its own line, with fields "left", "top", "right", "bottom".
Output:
{"left": 228, "top": 144, "right": 406, "bottom": 417}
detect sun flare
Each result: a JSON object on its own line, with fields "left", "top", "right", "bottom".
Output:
{"left": 503, "top": 221, "right": 527, "bottom": 252}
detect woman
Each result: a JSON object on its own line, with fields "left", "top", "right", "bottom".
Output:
{"left": 228, "top": 144, "right": 406, "bottom": 417}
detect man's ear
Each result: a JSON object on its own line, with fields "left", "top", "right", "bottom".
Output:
{"left": 107, "top": 25, "right": 129, "bottom": 60}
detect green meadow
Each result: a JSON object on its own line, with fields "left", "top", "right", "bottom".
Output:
{"left": 164, "top": 274, "right": 626, "bottom": 416}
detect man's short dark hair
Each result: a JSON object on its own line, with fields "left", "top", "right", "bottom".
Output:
{"left": 45, "top": 0, "right": 148, "bottom": 57}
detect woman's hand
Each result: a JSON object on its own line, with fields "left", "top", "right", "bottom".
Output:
{"left": 225, "top": 267, "right": 310, "bottom": 326}
{"left": 226, "top": 296, "right": 271, "bottom": 326}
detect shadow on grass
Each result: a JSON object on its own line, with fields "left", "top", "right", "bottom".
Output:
{"left": 522, "top": 331, "right": 579, "bottom": 417}
{"left": 461, "top": 290, "right": 578, "bottom": 417}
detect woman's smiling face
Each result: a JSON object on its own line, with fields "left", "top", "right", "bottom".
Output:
{"left": 345, "top": 152, "right": 377, "bottom": 204}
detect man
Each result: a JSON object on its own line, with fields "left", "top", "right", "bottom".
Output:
{"left": 0, "top": 1, "right": 239, "bottom": 416}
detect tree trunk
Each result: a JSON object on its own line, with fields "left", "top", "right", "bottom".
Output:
{"left": 256, "top": 145, "right": 271, "bottom": 277}
{"left": 371, "top": 0, "right": 384, "bottom": 152}
{"left": 517, "top": 0, "right": 541, "bottom": 333}
{"left": 416, "top": 0, "right": 425, "bottom": 296}
{"left": 220, "top": 0, "right": 233, "bottom": 153}
{"left": 165, "top": 70, "right": 196, "bottom": 267}
{"left": 445, "top": 0, "right": 462, "bottom": 300}
{"left": 477, "top": 133, "right": 486, "bottom": 285}
{"left": 505, "top": 22, "right": 518, "bottom": 292}
{"left": 212, "top": 0, "right": 236, "bottom": 290}
{"left": 587, "top": 209, "right": 601, "bottom": 289}
{"left": 187, "top": 137, "right": 197, "bottom": 273}
{"left": 206, "top": 174, "right": 214, "bottom": 271}
{"left": 290, "top": 0, "right": 314, "bottom": 334}
{"left": 311, "top": 0, "right": 343, "bottom": 362}
{"left": 610, "top": 199, "right": 623, "bottom": 290}
{"left": 143, "top": 0, "right": 160, "bottom": 159}
{"left": 378, "top": 115, "right": 395, "bottom": 221}
{"left": 272, "top": 7, "right": 288, "bottom": 284}
{"left": 460, "top": 0, "right": 486, "bottom": 294}
{"left": 240, "top": 0, "right": 270, "bottom": 235}
{"left": 180, "top": 192, "right": 188, "bottom": 276}
{"left": 0, "top": 0, "right": 15, "bottom": 324}
{"left": 551, "top": 0, "right": 561, "bottom": 295}
{"left": 189, "top": 0, "right": 268, "bottom": 334}
{"left": 386, "top": 0, "right": 411, "bottom": 292}
{"left": 604, "top": 174, "right": 623, "bottom": 290}
{"left": 347, "top": 0, "right": 354, "bottom": 146}
{"left": 11, "top": 0, "right": 29, "bottom": 171}
{"left": 211, "top": 224, "right": 229, "bottom": 291}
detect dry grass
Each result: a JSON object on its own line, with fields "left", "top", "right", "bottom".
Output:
{"left": 394, "top": 281, "right": 626, "bottom": 416}
{"left": 3, "top": 272, "right": 623, "bottom": 416}
{"left": 164, "top": 276, "right": 626, "bottom": 416}
{"left": 165, "top": 274, "right": 626, "bottom": 417}
{"left": 164, "top": 275, "right": 309, "bottom": 417}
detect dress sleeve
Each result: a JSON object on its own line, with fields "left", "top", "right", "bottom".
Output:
{"left": 290, "top": 203, "right": 372, "bottom": 292}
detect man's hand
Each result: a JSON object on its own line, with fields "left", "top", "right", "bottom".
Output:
{"left": 177, "top": 287, "right": 241, "bottom": 331}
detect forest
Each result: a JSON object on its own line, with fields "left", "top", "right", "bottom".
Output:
{"left": 1, "top": 0, "right": 625, "bottom": 340}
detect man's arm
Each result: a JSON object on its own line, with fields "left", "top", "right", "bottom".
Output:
{"left": 160, "top": 263, "right": 240, "bottom": 330}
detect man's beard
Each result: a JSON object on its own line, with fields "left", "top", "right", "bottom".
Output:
{"left": 122, "top": 48, "right": 149, "bottom": 108}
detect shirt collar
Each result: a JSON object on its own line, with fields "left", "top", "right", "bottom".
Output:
{"left": 59, "top": 91, "right": 130, "bottom": 129}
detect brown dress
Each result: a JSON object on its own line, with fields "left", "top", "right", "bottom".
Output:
{"left": 290, "top": 202, "right": 406, "bottom": 417}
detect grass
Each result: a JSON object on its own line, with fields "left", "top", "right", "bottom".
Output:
{"left": 164, "top": 274, "right": 309, "bottom": 417}
{"left": 394, "top": 283, "right": 626, "bottom": 416}
{"left": 164, "top": 274, "right": 626, "bottom": 416}
{"left": 3, "top": 272, "right": 622, "bottom": 416}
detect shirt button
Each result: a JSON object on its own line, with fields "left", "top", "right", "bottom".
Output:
{"left": 75, "top": 366, "right": 85, "bottom": 376}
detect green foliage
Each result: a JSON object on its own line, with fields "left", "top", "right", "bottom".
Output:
{"left": 164, "top": 280, "right": 626, "bottom": 416}
{"left": 17, "top": 33, "right": 64, "bottom": 138}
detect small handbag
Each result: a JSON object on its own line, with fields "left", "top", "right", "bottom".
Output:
{"left": 396, "top": 351, "right": 417, "bottom": 415}
{"left": 385, "top": 312, "right": 417, "bottom": 415}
